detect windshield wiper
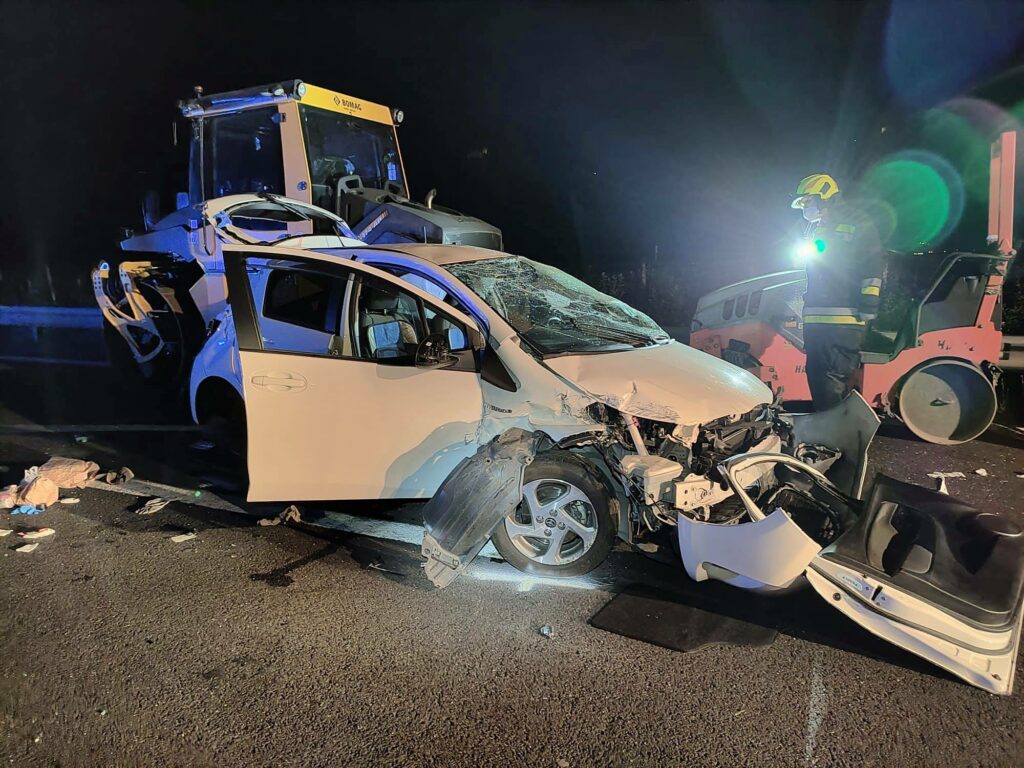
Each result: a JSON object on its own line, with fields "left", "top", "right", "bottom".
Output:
{"left": 569, "top": 319, "right": 665, "bottom": 346}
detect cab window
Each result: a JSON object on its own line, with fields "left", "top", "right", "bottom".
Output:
{"left": 203, "top": 107, "right": 285, "bottom": 198}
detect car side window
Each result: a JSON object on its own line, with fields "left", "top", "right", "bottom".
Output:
{"left": 423, "top": 305, "right": 471, "bottom": 351}
{"left": 352, "top": 275, "right": 427, "bottom": 363}
{"left": 264, "top": 270, "right": 339, "bottom": 332}
{"left": 256, "top": 267, "right": 347, "bottom": 355}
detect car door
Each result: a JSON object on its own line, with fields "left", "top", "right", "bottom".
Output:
{"left": 677, "top": 452, "right": 1024, "bottom": 695}
{"left": 223, "top": 245, "right": 486, "bottom": 501}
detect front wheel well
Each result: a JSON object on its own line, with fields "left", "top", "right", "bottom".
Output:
{"left": 194, "top": 376, "right": 244, "bottom": 426}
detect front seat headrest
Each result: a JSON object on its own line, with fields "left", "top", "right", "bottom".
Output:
{"left": 363, "top": 287, "right": 400, "bottom": 313}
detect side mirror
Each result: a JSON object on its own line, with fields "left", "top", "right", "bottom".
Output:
{"left": 416, "top": 333, "right": 459, "bottom": 369}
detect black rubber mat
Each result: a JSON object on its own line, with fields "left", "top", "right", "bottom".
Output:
{"left": 590, "top": 588, "right": 778, "bottom": 653}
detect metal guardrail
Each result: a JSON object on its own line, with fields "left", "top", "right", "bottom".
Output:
{"left": 0, "top": 305, "right": 103, "bottom": 329}
{"left": 1001, "top": 335, "right": 1024, "bottom": 372}
{"left": 0, "top": 305, "right": 107, "bottom": 365}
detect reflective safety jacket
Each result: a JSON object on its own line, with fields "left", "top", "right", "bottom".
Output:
{"left": 802, "top": 202, "right": 884, "bottom": 326}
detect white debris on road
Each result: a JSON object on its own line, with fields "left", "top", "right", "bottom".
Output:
{"left": 975, "top": 468, "right": 989, "bottom": 477}
{"left": 135, "top": 497, "right": 171, "bottom": 516}
{"left": 170, "top": 532, "right": 197, "bottom": 544}
{"left": 257, "top": 505, "right": 302, "bottom": 527}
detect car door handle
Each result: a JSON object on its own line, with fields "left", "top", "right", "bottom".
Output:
{"left": 251, "top": 373, "right": 308, "bottom": 392}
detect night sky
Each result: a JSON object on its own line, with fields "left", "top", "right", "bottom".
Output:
{"left": 2, "top": 0, "right": 1023, "bottom": 326}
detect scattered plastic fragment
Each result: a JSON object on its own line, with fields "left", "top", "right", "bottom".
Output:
{"left": 190, "top": 440, "right": 216, "bottom": 451}
{"left": 104, "top": 467, "right": 135, "bottom": 485}
{"left": 59, "top": 497, "right": 81, "bottom": 505}
{"left": 11, "top": 505, "right": 43, "bottom": 516}
{"left": 16, "top": 528, "right": 55, "bottom": 540}
{"left": 135, "top": 497, "right": 171, "bottom": 516}
{"left": 557, "top": 760, "right": 570, "bottom": 768}
{"left": 974, "top": 468, "right": 989, "bottom": 477}
{"left": 1016, "top": 472, "right": 1024, "bottom": 479}
{"left": 539, "top": 624, "right": 555, "bottom": 638}
{"left": 15, "top": 543, "right": 39, "bottom": 553}
{"left": 927, "top": 471, "right": 965, "bottom": 493}
{"left": 0, "top": 529, "right": 12, "bottom": 538}
{"left": 257, "top": 504, "right": 302, "bottom": 527}
{"left": 170, "top": 532, "right": 197, "bottom": 544}
{"left": 74, "top": 435, "right": 89, "bottom": 443}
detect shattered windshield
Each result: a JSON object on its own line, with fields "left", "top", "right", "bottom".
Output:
{"left": 448, "top": 256, "right": 668, "bottom": 355}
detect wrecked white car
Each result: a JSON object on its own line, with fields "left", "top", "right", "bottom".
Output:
{"left": 192, "top": 243, "right": 871, "bottom": 571}
{"left": 191, "top": 242, "right": 1021, "bottom": 694}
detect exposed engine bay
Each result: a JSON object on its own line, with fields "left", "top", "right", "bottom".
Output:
{"left": 575, "top": 395, "right": 849, "bottom": 539}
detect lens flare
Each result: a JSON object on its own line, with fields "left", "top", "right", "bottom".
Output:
{"left": 860, "top": 150, "right": 964, "bottom": 250}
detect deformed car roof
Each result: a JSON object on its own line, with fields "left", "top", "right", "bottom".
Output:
{"left": 369, "top": 243, "right": 508, "bottom": 266}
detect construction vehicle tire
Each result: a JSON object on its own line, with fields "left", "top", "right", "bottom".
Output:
{"left": 895, "top": 359, "right": 997, "bottom": 445}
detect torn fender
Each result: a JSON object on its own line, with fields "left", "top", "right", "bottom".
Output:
{"left": 422, "top": 428, "right": 551, "bottom": 588}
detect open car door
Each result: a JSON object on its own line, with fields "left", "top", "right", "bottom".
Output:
{"left": 223, "top": 245, "right": 486, "bottom": 501}
{"left": 678, "top": 453, "right": 1024, "bottom": 694}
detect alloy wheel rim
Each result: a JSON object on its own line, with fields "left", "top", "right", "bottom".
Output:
{"left": 504, "top": 478, "right": 598, "bottom": 566}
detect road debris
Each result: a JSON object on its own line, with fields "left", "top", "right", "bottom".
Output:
{"left": 59, "top": 497, "right": 81, "bottom": 505}
{"left": 103, "top": 467, "right": 135, "bottom": 485}
{"left": 539, "top": 624, "right": 555, "bottom": 639}
{"left": 135, "top": 497, "right": 171, "bottom": 516}
{"left": 15, "top": 543, "right": 39, "bottom": 553}
{"left": 0, "top": 484, "right": 17, "bottom": 509}
{"left": 557, "top": 760, "right": 570, "bottom": 768}
{"left": 975, "top": 468, "right": 989, "bottom": 477}
{"left": 170, "top": 532, "right": 197, "bottom": 544}
{"left": 17, "top": 476, "right": 59, "bottom": 507}
{"left": 927, "top": 471, "right": 966, "bottom": 494}
{"left": 1016, "top": 471, "right": 1024, "bottom": 479}
{"left": 0, "top": 529, "right": 12, "bottom": 537}
{"left": 38, "top": 457, "right": 100, "bottom": 488}
{"left": 16, "top": 528, "right": 55, "bottom": 540}
{"left": 257, "top": 504, "right": 302, "bottom": 527}
{"left": 190, "top": 440, "right": 216, "bottom": 451}
{"left": 74, "top": 435, "right": 89, "bottom": 443}
{"left": 11, "top": 505, "right": 44, "bottom": 516}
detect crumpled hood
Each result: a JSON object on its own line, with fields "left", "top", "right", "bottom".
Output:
{"left": 544, "top": 341, "right": 773, "bottom": 424}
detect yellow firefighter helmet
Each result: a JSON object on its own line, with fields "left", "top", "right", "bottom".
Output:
{"left": 791, "top": 173, "right": 840, "bottom": 209}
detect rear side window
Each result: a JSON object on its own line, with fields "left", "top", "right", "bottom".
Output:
{"left": 263, "top": 270, "right": 340, "bottom": 334}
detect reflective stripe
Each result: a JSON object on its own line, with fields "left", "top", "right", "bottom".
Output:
{"left": 804, "top": 306, "right": 859, "bottom": 315}
{"left": 803, "top": 315, "right": 864, "bottom": 325}
{"left": 861, "top": 285, "right": 880, "bottom": 296}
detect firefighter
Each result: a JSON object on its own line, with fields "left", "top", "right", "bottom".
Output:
{"left": 791, "top": 173, "right": 883, "bottom": 410}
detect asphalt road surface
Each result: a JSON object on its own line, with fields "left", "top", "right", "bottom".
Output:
{"left": 2, "top": 361, "right": 1024, "bottom": 767}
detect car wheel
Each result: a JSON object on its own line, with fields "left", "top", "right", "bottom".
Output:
{"left": 490, "top": 452, "right": 614, "bottom": 577}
